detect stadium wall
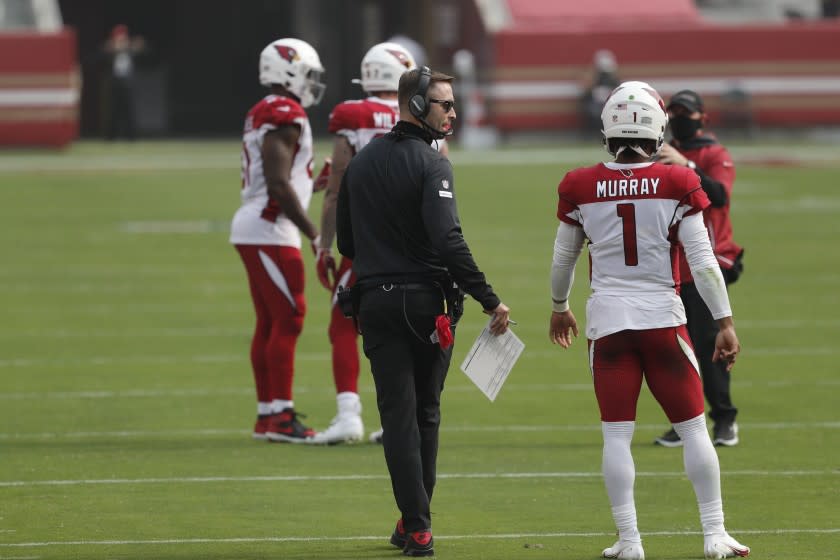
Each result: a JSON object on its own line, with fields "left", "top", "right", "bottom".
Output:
{"left": 0, "top": 29, "right": 80, "bottom": 147}
{"left": 488, "top": 21, "right": 840, "bottom": 131}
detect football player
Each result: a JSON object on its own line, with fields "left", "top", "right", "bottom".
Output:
{"left": 549, "top": 82, "right": 750, "bottom": 559}
{"left": 230, "top": 38, "right": 325, "bottom": 443}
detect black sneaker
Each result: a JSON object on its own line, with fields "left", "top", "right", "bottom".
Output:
{"left": 390, "top": 518, "right": 406, "bottom": 548}
{"left": 713, "top": 422, "right": 739, "bottom": 447}
{"left": 654, "top": 427, "right": 683, "bottom": 447}
{"left": 403, "top": 530, "right": 434, "bottom": 557}
{"left": 265, "top": 408, "right": 316, "bottom": 443}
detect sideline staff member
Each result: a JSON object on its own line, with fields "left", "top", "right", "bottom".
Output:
{"left": 336, "top": 67, "right": 510, "bottom": 557}
{"left": 654, "top": 89, "right": 744, "bottom": 448}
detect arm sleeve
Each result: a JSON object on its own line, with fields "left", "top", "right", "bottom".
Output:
{"left": 421, "top": 155, "right": 500, "bottom": 310}
{"left": 551, "top": 222, "right": 585, "bottom": 312}
{"left": 678, "top": 213, "right": 732, "bottom": 319}
{"left": 694, "top": 167, "right": 728, "bottom": 207}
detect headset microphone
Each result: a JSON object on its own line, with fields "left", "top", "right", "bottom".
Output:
{"left": 409, "top": 66, "right": 451, "bottom": 140}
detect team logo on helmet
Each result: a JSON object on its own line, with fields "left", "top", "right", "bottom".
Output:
{"left": 274, "top": 45, "right": 299, "bottom": 63}
{"left": 638, "top": 88, "right": 665, "bottom": 111}
{"left": 386, "top": 49, "right": 413, "bottom": 68}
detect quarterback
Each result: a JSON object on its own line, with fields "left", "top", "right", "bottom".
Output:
{"left": 549, "top": 81, "right": 749, "bottom": 559}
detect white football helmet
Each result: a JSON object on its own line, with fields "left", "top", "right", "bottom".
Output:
{"left": 352, "top": 41, "right": 416, "bottom": 93}
{"left": 259, "top": 38, "right": 326, "bottom": 107}
{"left": 601, "top": 80, "right": 668, "bottom": 156}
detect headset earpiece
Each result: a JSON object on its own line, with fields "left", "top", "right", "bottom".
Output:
{"left": 409, "top": 66, "right": 431, "bottom": 119}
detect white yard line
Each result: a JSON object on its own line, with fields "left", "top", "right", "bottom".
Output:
{"left": 1, "top": 378, "right": 839, "bottom": 402}
{"left": 1, "top": 380, "right": 839, "bottom": 402}
{"left": 0, "top": 469, "right": 836, "bottom": 488}
{"left": 2, "top": 346, "right": 839, "bottom": 369}
{"left": 0, "top": 528, "right": 837, "bottom": 548}
{"left": 0, "top": 144, "right": 837, "bottom": 174}
{"left": 0, "top": 421, "right": 837, "bottom": 441}
{"left": 3, "top": 318, "right": 839, "bottom": 339}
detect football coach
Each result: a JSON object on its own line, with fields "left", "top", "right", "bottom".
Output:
{"left": 336, "top": 66, "right": 511, "bottom": 557}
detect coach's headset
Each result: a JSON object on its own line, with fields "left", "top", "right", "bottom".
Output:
{"left": 408, "top": 66, "right": 451, "bottom": 140}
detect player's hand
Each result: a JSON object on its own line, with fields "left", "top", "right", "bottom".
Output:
{"left": 309, "top": 234, "right": 322, "bottom": 256}
{"left": 485, "top": 303, "right": 510, "bottom": 336}
{"left": 313, "top": 158, "right": 331, "bottom": 193}
{"left": 550, "top": 310, "right": 578, "bottom": 348}
{"left": 656, "top": 143, "right": 688, "bottom": 167}
{"left": 712, "top": 325, "right": 740, "bottom": 371}
{"left": 316, "top": 248, "right": 337, "bottom": 291}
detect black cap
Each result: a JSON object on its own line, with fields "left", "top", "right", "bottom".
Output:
{"left": 667, "top": 89, "right": 704, "bottom": 113}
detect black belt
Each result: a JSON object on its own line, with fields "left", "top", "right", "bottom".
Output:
{"left": 365, "top": 282, "right": 441, "bottom": 293}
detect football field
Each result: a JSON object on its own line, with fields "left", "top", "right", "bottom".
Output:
{"left": 0, "top": 139, "right": 838, "bottom": 559}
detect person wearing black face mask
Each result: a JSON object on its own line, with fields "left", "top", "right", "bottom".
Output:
{"left": 655, "top": 89, "right": 745, "bottom": 449}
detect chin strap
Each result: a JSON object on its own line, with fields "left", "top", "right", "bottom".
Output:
{"left": 615, "top": 144, "right": 653, "bottom": 159}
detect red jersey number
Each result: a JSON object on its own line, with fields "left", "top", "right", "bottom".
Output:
{"left": 616, "top": 203, "right": 638, "bottom": 266}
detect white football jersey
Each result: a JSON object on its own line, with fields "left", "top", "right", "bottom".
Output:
{"left": 230, "top": 94, "right": 314, "bottom": 247}
{"left": 557, "top": 161, "right": 710, "bottom": 339}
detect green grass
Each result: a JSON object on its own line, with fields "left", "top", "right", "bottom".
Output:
{"left": 0, "top": 140, "right": 838, "bottom": 559}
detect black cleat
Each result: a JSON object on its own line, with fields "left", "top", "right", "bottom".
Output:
{"left": 654, "top": 427, "right": 683, "bottom": 447}
{"left": 403, "top": 530, "right": 434, "bottom": 557}
{"left": 265, "top": 408, "right": 316, "bottom": 443}
{"left": 390, "top": 518, "right": 406, "bottom": 548}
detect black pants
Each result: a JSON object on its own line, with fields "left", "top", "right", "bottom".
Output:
{"left": 681, "top": 281, "right": 738, "bottom": 425}
{"left": 358, "top": 285, "right": 453, "bottom": 533}
{"left": 108, "top": 78, "right": 136, "bottom": 140}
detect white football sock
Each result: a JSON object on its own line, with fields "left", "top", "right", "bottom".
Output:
{"left": 698, "top": 498, "right": 726, "bottom": 536}
{"left": 602, "top": 421, "right": 641, "bottom": 542}
{"left": 257, "top": 402, "right": 272, "bottom": 416}
{"left": 673, "top": 414, "right": 726, "bottom": 534}
{"left": 270, "top": 399, "right": 293, "bottom": 414}
{"left": 336, "top": 391, "right": 361, "bottom": 415}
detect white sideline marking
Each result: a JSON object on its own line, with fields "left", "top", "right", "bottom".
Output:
{"left": 0, "top": 327, "right": 252, "bottom": 338}
{"left": 0, "top": 352, "right": 328, "bottom": 368}
{"left": 0, "top": 469, "right": 835, "bottom": 488}
{"left": 0, "top": 143, "right": 837, "bottom": 174}
{"left": 120, "top": 220, "right": 225, "bottom": 234}
{"left": 2, "top": 346, "right": 840, "bottom": 369}
{"left": 0, "top": 421, "right": 837, "bottom": 441}
{"left": 0, "top": 528, "right": 837, "bottom": 548}
{"left": 522, "top": 347, "right": 840, "bottom": 359}
{"left": 5, "top": 317, "right": 836, "bottom": 339}
{"left": 3, "top": 379, "right": 840, "bottom": 401}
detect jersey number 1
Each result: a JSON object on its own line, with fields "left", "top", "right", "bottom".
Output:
{"left": 616, "top": 203, "right": 638, "bottom": 266}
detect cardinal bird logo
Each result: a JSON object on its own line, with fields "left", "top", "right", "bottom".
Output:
{"left": 274, "top": 45, "right": 299, "bottom": 63}
{"left": 386, "top": 49, "right": 413, "bottom": 69}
